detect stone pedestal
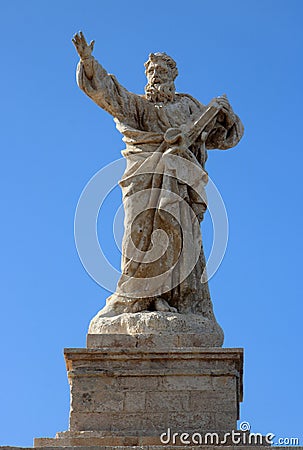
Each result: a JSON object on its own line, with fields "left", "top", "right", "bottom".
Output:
{"left": 35, "top": 334, "right": 243, "bottom": 448}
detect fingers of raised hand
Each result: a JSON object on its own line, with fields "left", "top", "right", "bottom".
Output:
{"left": 72, "top": 32, "right": 82, "bottom": 49}
{"left": 72, "top": 33, "right": 79, "bottom": 45}
{"left": 79, "top": 31, "right": 88, "bottom": 46}
{"left": 72, "top": 31, "right": 88, "bottom": 49}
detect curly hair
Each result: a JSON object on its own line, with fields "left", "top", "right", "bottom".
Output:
{"left": 144, "top": 52, "right": 178, "bottom": 80}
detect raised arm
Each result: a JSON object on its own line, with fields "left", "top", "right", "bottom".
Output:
{"left": 72, "top": 32, "right": 143, "bottom": 125}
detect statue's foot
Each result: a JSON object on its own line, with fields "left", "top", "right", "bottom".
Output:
{"left": 154, "top": 297, "right": 178, "bottom": 313}
{"left": 93, "top": 294, "right": 153, "bottom": 318}
{"left": 94, "top": 302, "right": 120, "bottom": 318}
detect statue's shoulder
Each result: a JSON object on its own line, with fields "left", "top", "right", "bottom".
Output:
{"left": 175, "top": 93, "right": 205, "bottom": 108}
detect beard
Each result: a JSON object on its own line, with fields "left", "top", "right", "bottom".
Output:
{"left": 145, "top": 80, "right": 176, "bottom": 103}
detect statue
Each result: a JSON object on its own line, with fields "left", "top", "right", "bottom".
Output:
{"left": 72, "top": 32, "right": 244, "bottom": 343}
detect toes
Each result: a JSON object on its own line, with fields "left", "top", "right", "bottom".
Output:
{"left": 154, "top": 298, "right": 178, "bottom": 313}
{"left": 154, "top": 298, "right": 168, "bottom": 312}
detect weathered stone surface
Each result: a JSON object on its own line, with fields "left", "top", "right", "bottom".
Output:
{"left": 88, "top": 312, "right": 224, "bottom": 346}
{"left": 35, "top": 429, "right": 274, "bottom": 448}
{"left": 14, "top": 446, "right": 303, "bottom": 450}
{"left": 72, "top": 32, "right": 244, "bottom": 338}
{"left": 60, "top": 344, "right": 243, "bottom": 438}
{"left": 32, "top": 429, "right": 301, "bottom": 448}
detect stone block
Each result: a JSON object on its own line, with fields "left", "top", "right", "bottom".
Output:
{"left": 124, "top": 391, "right": 146, "bottom": 412}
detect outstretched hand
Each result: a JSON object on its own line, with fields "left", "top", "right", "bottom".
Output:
{"left": 72, "top": 31, "right": 95, "bottom": 60}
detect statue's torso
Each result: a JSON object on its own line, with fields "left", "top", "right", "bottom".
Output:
{"left": 132, "top": 94, "right": 205, "bottom": 133}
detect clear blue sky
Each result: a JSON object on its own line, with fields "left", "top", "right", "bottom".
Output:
{"left": 0, "top": 0, "right": 302, "bottom": 446}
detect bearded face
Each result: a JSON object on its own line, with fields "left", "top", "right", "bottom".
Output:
{"left": 144, "top": 59, "right": 176, "bottom": 103}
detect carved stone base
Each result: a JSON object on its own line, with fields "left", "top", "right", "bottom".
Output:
{"left": 34, "top": 336, "right": 243, "bottom": 447}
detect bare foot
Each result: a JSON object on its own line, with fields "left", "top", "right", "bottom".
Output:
{"left": 154, "top": 298, "right": 178, "bottom": 313}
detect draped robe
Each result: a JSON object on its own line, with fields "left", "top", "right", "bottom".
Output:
{"left": 77, "top": 57, "right": 244, "bottom": 318}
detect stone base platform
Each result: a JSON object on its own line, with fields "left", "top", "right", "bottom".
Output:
{"left": 66, "top": 345, "right": 242, "bottom": 436}
{"left": 3, "top": 333, "right": 300, "bottom": 450}
{"left": 34, "top": 430, "right": 271, "bottom": 447}
{"left": 33, "top": 334, "right": 243, "bottom": 447}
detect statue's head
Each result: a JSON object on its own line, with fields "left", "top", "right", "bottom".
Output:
{"left": 144, "top": 52, "right": 178, "bottom": 103}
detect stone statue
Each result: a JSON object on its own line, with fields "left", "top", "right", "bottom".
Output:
{"left": 72, "top": 32, "right": 244, "bottom": 344}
